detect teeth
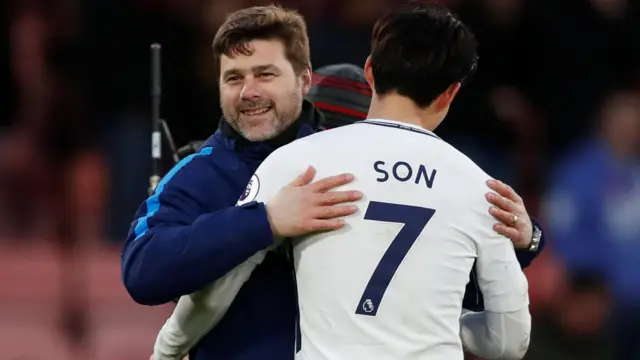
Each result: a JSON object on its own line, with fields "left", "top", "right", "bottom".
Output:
{"left": 243, "top": 107, "right": 270, "bottom": 116}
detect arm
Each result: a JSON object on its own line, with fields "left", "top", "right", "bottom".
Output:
{"left": 460, "top": 208, "right": 531, "bottom": 359}
{"left": 121, "top": 148, "right": 275, "bottom": 305}
{"left": 152, "top": 148, "right": 361, "bottom": 359}
{"left": 460, "top": 309, "right": 531, "bottom": 360}
{"left": 154, "top": 250, "right": 269, "bottom": 360}
{"left": 463, "top": 184, "right": 546, "bottom": 311}
{"left": 152, "top": 151, "right": 295, "bottom": 360}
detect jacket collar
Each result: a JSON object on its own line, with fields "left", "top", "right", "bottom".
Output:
{"left": 217, "top": 100, "right": 323, "bottom": 155}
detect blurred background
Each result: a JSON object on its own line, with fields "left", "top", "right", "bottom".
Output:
{"left": 0, "top": 0, "right": 639, "bottom": 359}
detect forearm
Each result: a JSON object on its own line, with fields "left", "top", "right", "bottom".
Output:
{"left": 122, "top": 203, "right": 274, "bottom": 305}
{"left": 460, "top": 308, "right": 531, "bottom": 359}
{"left": 154, "top": 251, "right": 268, "bottom": 360}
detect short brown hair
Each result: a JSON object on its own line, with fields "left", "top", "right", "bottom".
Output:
{"left": 212, "top": 5, "right": 311, "bottom": 75}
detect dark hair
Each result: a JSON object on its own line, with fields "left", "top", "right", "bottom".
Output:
{"left": 370, "top": 1, "right": 478, "bottom": 107}
{"left": 212, "top": 5, "right": 311, "bottom": 75}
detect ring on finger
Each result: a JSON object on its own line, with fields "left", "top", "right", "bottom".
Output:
{"left": 512, "top": 214, "right": 518, "bottom": 226}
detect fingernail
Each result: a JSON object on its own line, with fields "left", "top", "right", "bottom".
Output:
{"left": 345, "top": 174, "right": 354, "bottom": 181}
{"left": 348, "top": 205, "right": 358, "bottom": 212}
{"left": 352, "top": 191, "right": 363, "bottom": 198}
{"left": 487, "top": 179, "right": 496, "bottom": 186}
{"left": 489, "top": 207, "right": 497, "bottom": 214}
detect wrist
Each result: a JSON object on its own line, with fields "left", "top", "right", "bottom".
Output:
{"left": 517, "top": 225, "right": 542, "bottom": 252}
{"left": 264, "top": 202, "right": 282, "bottom": 240}
{"left": 515, "top": 237, "right": 532, "bottom": 250}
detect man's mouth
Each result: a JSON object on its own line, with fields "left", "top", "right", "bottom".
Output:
{"left": 241, "top": 106, "right": 272, "bottom": 116}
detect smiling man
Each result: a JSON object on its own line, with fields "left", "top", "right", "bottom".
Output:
{"left": 132, "top": 5, "right": 544, "bottom": 360}
{"left": 150, "top": 3, "right": 543, "bottom": 360}
{"left": 218, "top": 47, "right": 306, "bottom": 141}
{"left": 153, "top": 3, "right": 533, "bottom": 360}
{"left": 123, "top": 6, "right": 362, "bottom": 360}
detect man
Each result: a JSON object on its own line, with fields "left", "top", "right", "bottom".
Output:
{"left": 153, "top": 4, "right": 532, "bottom": 360}
{"left": 307, "top": 63, "right": 544, "bottom": 313}
{"left": 126, "top": 6, "right": 541, "bottom": 360}
{"left": 123, "top": 7, "right": 361, "bottom": 360}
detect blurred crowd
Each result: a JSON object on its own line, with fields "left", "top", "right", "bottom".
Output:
{"left": 0, "top": 0, "right": 639, "bottom": 359}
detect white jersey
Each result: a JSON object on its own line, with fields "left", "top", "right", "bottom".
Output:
{"left": 153, "top": 119, "right": 530, "bottom": 360}
{"left": 244, "top": 119, "right": 529, "bottom": 359}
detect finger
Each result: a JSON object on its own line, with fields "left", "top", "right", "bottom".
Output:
{"left": 290, "top": 166, "right": 316, "bottom": 187}
{"left": 485, "top": 192, "right": 515, "bottom": 213}
{"left": 313, "top": 204, "right": 359, "bottom": 219}
{"left": 489, "top": 206, "right": 518, "bottom": 227}
{"left": 306, "top": 219, "right": 347, "bottom": 231}
{"left": 310, "top": 173, "right": 355, "bottom": 193}
{"left": 486, "top": 179, "right": 522, "bottom": 203}
{"left": 317, "top": 190, "right": 363, "bottom": 205}
{"left": 493, "top": 223, "right": 520, "bottom": 240}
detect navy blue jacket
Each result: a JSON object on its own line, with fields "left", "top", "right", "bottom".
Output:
{"left": 122, "top": 101, "right": 322, "bottom": 360}
{"left": 122, "top": 101, "right": 545, "bottom": 359}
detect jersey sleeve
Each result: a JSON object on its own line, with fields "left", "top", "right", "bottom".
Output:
{"left": 468, "top": 189, "right": 530, "bottom": 313}
{"left": 153, "top": 145, "right": 306, "bottom": 359}
{"left": 458, "top": 186, "right": 532, "bottom": 358}
{"left": 154, "top": 251, "right": 268, "bottom": 360}
{"left": 460, "top": 308, "right": 531, "bottom": 359}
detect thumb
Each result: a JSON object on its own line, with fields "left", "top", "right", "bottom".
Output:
{"left": 290, "top": 166, "right": 316, "bottom": 187}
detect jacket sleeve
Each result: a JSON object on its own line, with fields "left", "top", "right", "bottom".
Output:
{"left": 121, "top": 147, "right": 275, "bottom": 305}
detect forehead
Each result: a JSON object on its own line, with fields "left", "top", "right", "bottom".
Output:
{"left": 220, "top": 39, "right": 292, "bottom": 74}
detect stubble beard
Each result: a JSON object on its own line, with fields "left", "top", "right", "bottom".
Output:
{"left": 222, "top": 84, "right": 304, "bottom": 142}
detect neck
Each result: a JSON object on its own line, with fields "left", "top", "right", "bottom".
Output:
{"left": 366, "top": 93, "right": 442, "bottom": 131}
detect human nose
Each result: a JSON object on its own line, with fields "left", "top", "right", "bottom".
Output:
{"left": 240, "top": 77, "right": 261, "bottom": 99}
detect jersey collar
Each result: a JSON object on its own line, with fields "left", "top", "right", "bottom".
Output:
{"left": 359, "top": 119, "right": 441, "bottom": 140}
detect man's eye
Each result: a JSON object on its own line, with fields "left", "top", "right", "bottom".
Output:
{"left": 226, "top": 76, "right": 241, "bottom": 82}
{"left": 259, "top": 73, "right": 275, "bottom": 78}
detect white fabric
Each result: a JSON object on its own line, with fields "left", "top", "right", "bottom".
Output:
{"left": 154, "top": 119, "right": 531, "bottom": 360}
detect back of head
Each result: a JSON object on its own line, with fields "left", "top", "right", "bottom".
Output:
{"left": 307, "top": 64, "right": 372, "bottom": 129}
{"left": 370, "top": 1, "right": 478, "bottom": 108}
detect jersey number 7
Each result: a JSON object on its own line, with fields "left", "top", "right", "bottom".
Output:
{"left": 355, "top": 201, "right": 436, "bottom": 316}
